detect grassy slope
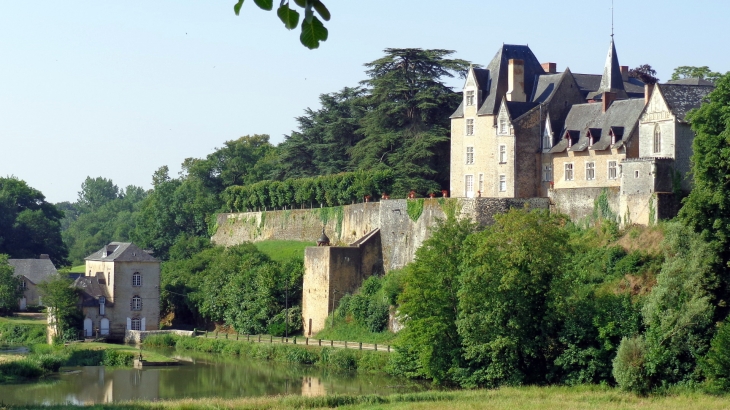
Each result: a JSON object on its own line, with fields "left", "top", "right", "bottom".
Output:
{"left": 8, "top": 386, "right": 730, "bottom": 410}
{"left": 315, "top": 319, "right": 396, "bottom": 344}
{"left": 0, "top": 315, "right": 46, "bottom": 326}
{"left": 67, "top": 264, "right": 86, "bottom": 273}
{"left": 254, "top": 240, "right": 311, "bottom": 262}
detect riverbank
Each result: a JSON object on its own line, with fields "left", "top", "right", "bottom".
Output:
{"left": 4, "top": 385, "right": 730, "bottom": 409}
{"left": 145, "top": 334, "right": 390, "bottom": 372}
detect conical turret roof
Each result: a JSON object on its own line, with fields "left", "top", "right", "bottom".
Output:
{"left": 598, "top": 37, "right": 628, "bottom": 98}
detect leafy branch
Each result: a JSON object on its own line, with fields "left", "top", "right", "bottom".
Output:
{"left": 234, "top": 0, "right": 330, "bottom": 49}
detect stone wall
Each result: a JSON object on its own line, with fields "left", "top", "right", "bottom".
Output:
{"left": 549, "top": 186, "right": 620, "bottom": 223}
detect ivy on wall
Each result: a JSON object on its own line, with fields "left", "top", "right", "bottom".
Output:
{"left": 407, "top": 199, "right": 425, "bottom": 222}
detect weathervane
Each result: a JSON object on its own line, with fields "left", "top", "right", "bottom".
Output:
{"left": 611, "top": 0, "right": 614, "bottom": 37}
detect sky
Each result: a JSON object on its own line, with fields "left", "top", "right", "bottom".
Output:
{"left": 1, "top": 1, "right": 728, "bottom": 203}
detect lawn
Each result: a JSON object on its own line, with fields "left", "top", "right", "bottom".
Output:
{"left": 0, "top": 315, "right": 46, "bottom": 326}
{"left": 254, "top": 240, "right": 312, "bottom": 262}
{"left": 315, "top": 320, "right": 397, "bottom": 345}
{"left": 67, "top": 264, "right": 86, "bottom": 273}
{"left": 10, "top": 385, "right": 730, "bottom": 409}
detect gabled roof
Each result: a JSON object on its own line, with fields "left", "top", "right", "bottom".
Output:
{"left": 72, "top": 275, "right": 114, "bottom": 307}
{"left": 8, "top": 259, "right": 57, "bottom": 284}
{"left": 477, "top": 44, "right": 545, "bottom": 116}
{"left": 656, "top": 83, "right": 714, "bottom": 122}
{"left": 551, "top": 99, "right": 645, "bottom": 153}
{"left": 450, "top": 67, "right": 491, "bottom": 119}
{"left": 597, "top": 38, "right": 628, "bottom": 98}
{"left": 85, "top": 242, "right": 158, "bottom": 262}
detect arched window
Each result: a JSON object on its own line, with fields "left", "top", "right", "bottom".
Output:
{"left": 132, "top": 272, "right": 142, "bottom": 287}
{"left": 131, "top": 296, "right": 142, "bottom": 311}
{"left": 653, "top": 124, "right": 661, "bottom": 153}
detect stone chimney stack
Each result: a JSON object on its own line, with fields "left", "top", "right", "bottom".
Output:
{"left": 620, "top": 65, "right": 629, "bottom": 82}
{"left": 602, "top": 92, "right": 617, "bottom": 113}
{"left": 541, "top": 62, "right": 556, "bottom": 74}
{"left": 644, "top": 83, "right": 654, "bottom": 105}
{"left": 506, "top": 59, "right": 526, "bottom": 102}
{"left": 39, "top": 254, "right": 49, "bottom": 259}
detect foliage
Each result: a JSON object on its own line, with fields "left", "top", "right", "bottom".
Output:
{"left": 0, "top": 318, "right": 46, "bottom": 344}
{"left": 701, "top": 319, "right": 730, "bottom": 392}
{"left": 351, "top": 49, "right": 470, "bottom": 195}
{"left": 612, "top": 336, "right": 649, "bottom": 394}
{"left": 234, "top": 0, "right": 330, "bottom": 49}
{"left": 456, "top": 209, "right": 569, "bottom": 387}
{"left": 222, "top": 170, "right": 396, "bottom": 212}
{"left": 0, "top": 255, "right": 22, "bottom": 315}
{"left": 0, "top": 177, "right": 68, "bottom": 266}
{"left": 254, "top": 240, "right": 311, "bottom": 262}
{"left": 38, "top": 274, "right": 82, "bottom": 342}
{"left": 406, "top": 199, "right": 425, "bottom": 222}
{"left": 394, "top": 215, "right": 477, "bottom": 384}
{"left": 671, "top": 66, "right": 723, "bottom": 83}
{"left": 629, "top": 64, "right": 659, "bottom": 84}
{"left": 330, "top": 275, "right": 391, "bottom": 336}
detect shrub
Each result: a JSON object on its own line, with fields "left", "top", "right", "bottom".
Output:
{"left": 366, "top": 302, "right": 389, "bottom": 333}
{"left": 613, "top": 336, "right": 649, "bottom": 394}
{"left": 701, "top": 320, "right": 730, "bottom": 391}
{"left": 143, "top": 333, "right": 177, "bottom": 347}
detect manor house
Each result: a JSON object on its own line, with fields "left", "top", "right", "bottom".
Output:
{"left": 450, "top": 38, "right": 714, "bottom": 224}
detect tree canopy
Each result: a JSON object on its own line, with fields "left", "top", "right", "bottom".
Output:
{"left": 0, "top": 255, "right": 22, "bottom": 315}
{"left": 671, "top": 66, "right": 723, "bottom": 83}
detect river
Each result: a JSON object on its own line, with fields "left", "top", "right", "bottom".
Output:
{"left": 0, "top": 348, "right": 425, "bottom": 405}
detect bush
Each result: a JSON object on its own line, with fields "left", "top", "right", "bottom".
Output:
{"left": 701, "top": 320, "right": 730, "bottom": 391}
{"left": 0, "top": 321, "right": 46, "bottom": 345}
{"left": 143, "top": 333, "right": 177, "bottom": 347}
{"left": 613, "top": 336, "right": 649, "bottom": 394}
{"left": 366, "top": 302, "right": 389, "bottom": 333}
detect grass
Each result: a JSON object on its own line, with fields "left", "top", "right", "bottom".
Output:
{"left": 254, "top": 240, "right": 311, "bottom": 262}
{"left": 70, "top": 342, "right": 173, "bottom": 363}
{"left": 0, "top": 315, "right": 47, "bottom": 326}
{"left": 67, "top": 264, "right": 86, "bottom": 273}
{"left": 0, "top": 316, "right": 47, "bottom": 345}
{"left": 315, "top": 319, "right": 396, "bottom": 345}
{"left": 7, "top": 385, "right": 730, "bottom": 409}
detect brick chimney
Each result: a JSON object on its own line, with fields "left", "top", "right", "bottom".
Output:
{"left": 620, "top": 65, "right": 629, "bottom": 82}
{"left": 541, "top": 62, "right": 556, "bottom": 74}
{"left": 506, "top": 59, "right": 526, "bottom": 102}
{"left": 39, "top": 254, "right": 50, "bottom": 259}
{"left": 602, "top": 92, "right": 616, "bottom": 113}
{"left": 644, "top": 83, "right": 654, "bottom": 105}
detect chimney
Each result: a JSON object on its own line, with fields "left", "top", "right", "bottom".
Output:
{"left": 620, "top": 65, "right": 629, "bottom": 82}
{"left": 644, "top": 83, "right": 654, "bottom": 105}
{"left": 39, "top": 254, "right": 49, "bottom": 259}
{"left": 541, "top": 62, "right": 556, "bottom": 74}
{"left": 506, "top": 59, "right": 526, "bottom": 102}
{"left": 602, "top": 92, "right": 616, "bottom": 113}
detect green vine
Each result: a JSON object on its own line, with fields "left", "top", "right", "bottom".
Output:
{"left": 407, "top": 199, "right": 425, "bottom": 222}
{"left": 259, "top": 211, "right": 267, "bottom": 229}
{"left": 438, "top": 198, "right": 461, "bottom": 220}
{"left": 648, "top": 195, "right": 656, "bottom": 226}
{"left": 592, "top": 188, "right": 617, "bottom": 223}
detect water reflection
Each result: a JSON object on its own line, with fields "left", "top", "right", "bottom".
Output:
{"left": 0, "top": 349, "right": 424, "bottom": 405}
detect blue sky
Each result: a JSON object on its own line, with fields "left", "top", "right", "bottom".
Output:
{"left": 1, "top": 0, "right": 728, "bottom": 203}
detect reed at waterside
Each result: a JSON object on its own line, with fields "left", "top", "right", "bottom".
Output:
{"left": 144, "top": 334, "right": 390, "bottom": 372}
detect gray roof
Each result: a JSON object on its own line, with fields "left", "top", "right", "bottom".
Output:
{"left": 666, "top": 78, "right": 714, "bottom": 86}
{"left": 531, "top": 73, "right": 564, "bottom": 103}
{"left": 449, "top": 67, "right": 490, "bottom": 119}
{"left": 657, "top": 83, "right": 714, "bottom": 122}
{"left": 8, "top": 259, "right": 57, "bottom": 284}
{"left": 573, "top": 74, "right": 644, "bottom": 100}
{"left": 506, "top": 101, "right": 539, "bottom": 120}
{"left": 72, "top": 274, "right": 114, "bottom": 307}
{"left": 85, "top": 242, "right": 158, "bottom": 262}
{"left": 550, "top": 99, "right": 645, "bottom": 153}
{"left": 597, "top": 38, "right": 627, "bottom": 98}
{"left": 477, "top": 44, "right": 545, "bottom": 116}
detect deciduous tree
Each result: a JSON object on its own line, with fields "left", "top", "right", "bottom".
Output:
{"left": 0, "top": 255, "right": 22, "bottom": 315}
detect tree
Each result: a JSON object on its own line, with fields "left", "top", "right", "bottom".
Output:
{"left": 0, "top": 177, "right": 68, "bottom": 266}
{"left": 233, "top": 0, "right": 330, "bottom": 49}
{"left": 0, "top": 255, "right": 22, "bottom": 315}
{"left": 351, "top": 49, "right": 470, "bottom": 195}
{"left": 38, "top": 274, "right": 81, "bottom": 341}
{"left": 77, "top": 177, "right": 120, "bottom": 212}
{"left": 393, "top": 214, "right": 477, "bottom": 384}
{"left": 456, "top": 209, "right": 569, "bottom": 387}
{"left": 629, "top": 64, "right": 659, "bottom": 84}
{"left": 671, "top": 66, "right": 723, "bottom": 83}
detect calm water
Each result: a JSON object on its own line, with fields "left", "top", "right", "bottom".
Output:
{"left": 0, "top": 348, "right": 424, "bottom": 405}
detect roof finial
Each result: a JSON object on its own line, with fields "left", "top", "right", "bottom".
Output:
{"left": 611, "top": 0, "right": 614, "bottom": 37}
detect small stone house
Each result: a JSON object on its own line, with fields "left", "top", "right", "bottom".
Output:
{"left": 8, "top": 255, "right": 57, "bottom": 310}
{"left": 73, "top": 242, "right": 160, "bottom": 339}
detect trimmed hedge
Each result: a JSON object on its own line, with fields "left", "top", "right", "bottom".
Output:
{"left": 144, "top": 334, "right": 390, "bottom": 373}
{"left": 222, "top": 170, "right": 395, "bottom": 212}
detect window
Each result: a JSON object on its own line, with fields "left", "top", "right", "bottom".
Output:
{"left": 131, "top": 296, "right": 142, "bottom": 311}
{"left": 608, "top": 161, "right": 617, "bottom": 179}
{"left": 499, "top": 117, "right": 508, "bottom": 135}
{"left": 499, "top": 175, "right": 507, "bottom": 192}
{"left": 499, "top": 145, "right": 507, "bottom": 163}
{"left": 635, "top": 170, "right": 640, "bottom": 178}
{"left": 466, "top": 119, "right": 474, "bottom": 135}
{"left": 543, "top": 165, "right": 552, "bottom": 182}
{"left": 586, "top": 162, "right": 595, "bottom": 180}
{"left": 465, "top": 175, "right": 474, "bottom": 197}
{"left": 543, "top": 130, "right": 552, "bottom": 150}
{"left": 565, "top": 163, "right": 574, "bottom": 181}
{"left": 131, "top": 318, "right": 141, "bottom": 331}
{"left": 20, "top": 280, "right": 26, "bottom": 290}
{"left": 99, "top": 296, "right": 105, "bottom": 316}
{"left": 466, "top": 147, "right": 474, "bottom": 165}
{"left": 132, "top": 272, "right": 142, "bottom": 287}
{"left": 653, "top": 124, "right": 661, "bottom": 153}
{"left": 466, "top": 90, "right": 475, "bottom": 106}
{"left": 478, "top": 173, "right": 484, "bottom": 193}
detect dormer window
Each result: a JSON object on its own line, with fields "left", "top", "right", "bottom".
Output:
{"left": 466, "top": 90, "right": 475, "bottom": 106}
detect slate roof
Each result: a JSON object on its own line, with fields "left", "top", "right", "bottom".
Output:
{"left": 477, "top": 44, "right": 545, "bottom": 116}
{"left": 531, "top": 73, "right": 564, "bottom": 104}
{"left": 450, "top": 67, "right": 491, "bottom": 119}
{"left": 666, "top": 78, "right": 714, "bottom": 86}
{"left": 85, "top": 242, "right": 158, "bottom": 262}
{"left": 597, "top": 38, "right": 627, "bottom": 98}
{"left": 657, "top": 83, "right": 714, "bottom": 122}
{"left": 573, "top": 74, "right": 644, "bottom": 99}
{"left": 550, "top": 99, "right": 645, "bottom": 153}
{"left": 72, "top": 274, "right": 114, "bottom": 307}
{"left": 506, "top": 101, "right": 539, "bottom": 120}
{"left": 8, "top": 259, "right": 57, "bottom": 284}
